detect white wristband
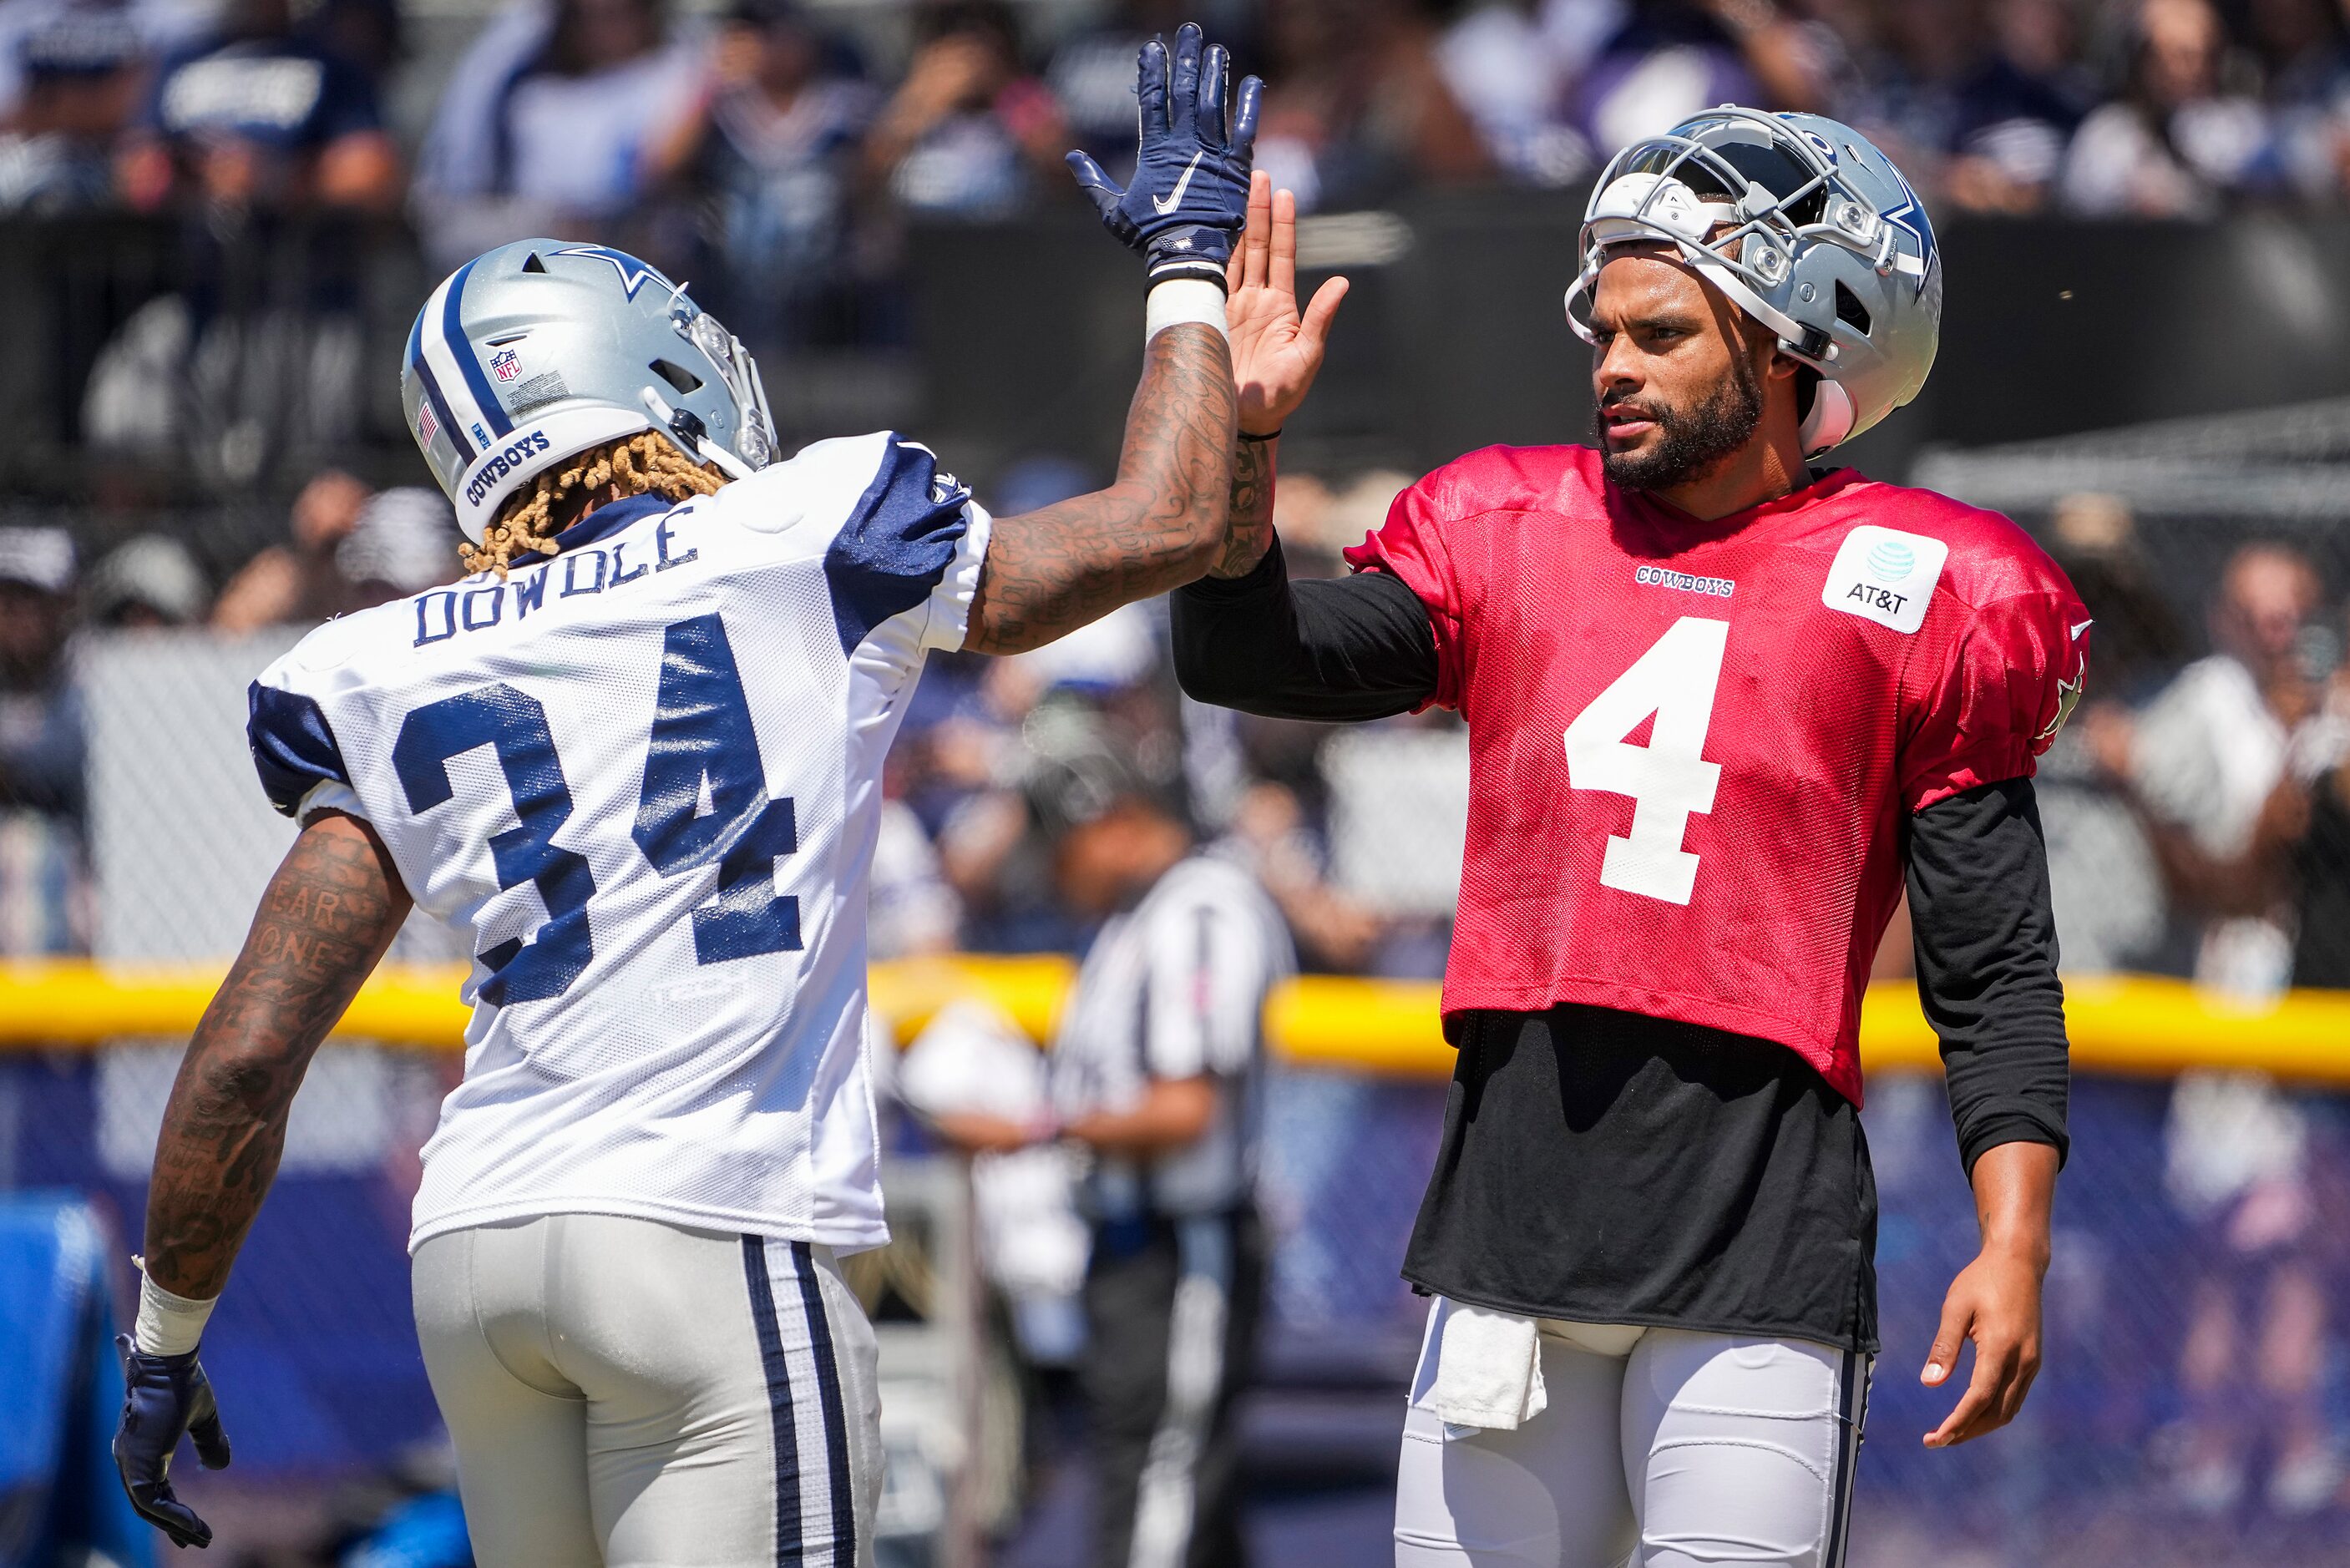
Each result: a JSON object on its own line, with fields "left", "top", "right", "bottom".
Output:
{"left": 1146, "top": 278, "right": 1230, "bottom": 345}
{"left": 134, "top": 1262, "right": 217, "bottom": 1357}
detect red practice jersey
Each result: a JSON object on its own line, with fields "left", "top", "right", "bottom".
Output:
{"left": 1343, "top": 445, "right": 2089, "bottom": 1105}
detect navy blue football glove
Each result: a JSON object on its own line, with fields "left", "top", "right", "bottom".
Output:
{"left": 1067, "top": 21, "right": 1261, "bottom": 287}
{"left": 114, "top": 1334, "right": 232, "bottom": 1550}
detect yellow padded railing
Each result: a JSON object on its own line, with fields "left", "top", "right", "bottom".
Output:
{"left": 5, "top": 959, "right": 2350, "bottom": 1082}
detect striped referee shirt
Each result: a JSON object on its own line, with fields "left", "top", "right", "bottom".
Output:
{"left": 1049, "top": 852, "right": 1295, "bottom": 1221}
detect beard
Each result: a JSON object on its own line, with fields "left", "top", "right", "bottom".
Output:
{"left": 1597, "top": 359, "right": 1765, "bottom": 493}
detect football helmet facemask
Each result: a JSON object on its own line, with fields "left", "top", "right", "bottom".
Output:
{"left": 1565, "top": 107, "right": 1942, "bottom": 457}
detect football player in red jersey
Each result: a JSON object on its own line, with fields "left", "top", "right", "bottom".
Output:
{"left": 1174, "top": 110, "right": 2086, "bottom": 1566}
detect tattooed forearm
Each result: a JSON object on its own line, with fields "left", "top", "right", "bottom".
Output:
{"left": 965, "top": 322, "right": 1236, "bottom": 654}
{"left": 1209, "top": 435, "right": 1275, "bottom": 579}
{"left": 144, "top": 812, "right": 410, "bottom": 1298}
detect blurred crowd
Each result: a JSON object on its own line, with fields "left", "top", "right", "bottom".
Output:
{"left": 17, "top": 0, "right": 2350, "bottom": 356}
{"left": 2012, "top": 509, "right": 2350, "bottom": 1517}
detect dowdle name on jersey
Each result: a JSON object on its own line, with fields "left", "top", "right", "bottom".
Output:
{"left": 244, "top": 432, "right": 990, "bottom": 1255}
{"left": 1344, "top": 445, "right": 2088, "bottom": 1106}
{"left": 411, "top": 512, "right": 704, "bottom": 645}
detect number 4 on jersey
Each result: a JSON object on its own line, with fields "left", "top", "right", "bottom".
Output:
{"left": 1562, "top": 616, "right": 1730, "bottom": 905}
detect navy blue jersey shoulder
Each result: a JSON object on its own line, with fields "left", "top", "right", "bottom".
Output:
{"left": 247, "top": 682, "right": 352, "bottom": 817}
{"left": 823, "top": 435, "right": 970, "bottom": 657}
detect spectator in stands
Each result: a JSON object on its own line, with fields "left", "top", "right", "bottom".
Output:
{"left": 1252, "top": 0, "right": 1491, "bottom": 211}
{"left": 2087, "top": 542, "right": 2339, "bottom": 1517}
{"left": 0, "top": 8, "right": 141, "bottom": 213}
{"left": 2104, "top": 542, "right": 2323, "bottom": 995}
{"left": 871, "top": 796, "right": 963, "bottom": 958}
{"left": 863, "top": 0, "right": 1065, "bottom": 220}
{"left": 303, "top": 0, "right": 400, "bottom": 95}
{"left": 1571, "top": 0, "right": 1826, "bottom": 157}
{"left": 942, "top": 680, "right": 1185, "bottom": 954}
{"left": 2251, "top": 0, "right": 2350, "bottom": 202}
{"left": 1941, "top": 0, "right": 2092, "bottom": 214}
{"left": 115, "top": 0, "right": 400, "bottom": 214}
{"left": 413, "top": 0, "right": 700, "bottom": 268}
{"left": 2033, "top": 495, "right": 2177, "bottom": 975}
{"left": 2286, "top": 601, "right": 2350, "bottom": 987}
{"left": 0, "top": 526, "right": 89, "bottom": 956}
{"left": 645, "top": 0, "right": 876, "bottom": 353}
{"left": 84, "top": 534, "right": 208, "bottom": 627}
{"left": 1434, "top": 0, "right": 1614, "bottom": 185}
{"left": 1831, "top": 0, "right": 1973, "bottom": 192}
{"left": 1220, "top": 777, "right": 1385, "bottom": 969}
{"left": 213, "top": 471, "right": 458, "bottom": 632}
{"left": 2060, "top": 0, "right": 2279, "bottom": 218}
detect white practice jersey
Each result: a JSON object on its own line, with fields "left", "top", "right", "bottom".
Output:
{"left": 246, "top": 432, "right": 990, "bottom": 1253}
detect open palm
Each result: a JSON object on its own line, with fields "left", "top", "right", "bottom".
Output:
{"left": 1224, "top": 171, "right": 1349, "bottom": 437}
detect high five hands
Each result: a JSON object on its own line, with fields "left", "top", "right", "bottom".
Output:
{"left": 1224, "top": 171, "right": 1349, "bottom": 439}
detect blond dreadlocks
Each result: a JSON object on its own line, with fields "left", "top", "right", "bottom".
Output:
{"left": 462, "top": 431, "right": 729, "bottom": 578}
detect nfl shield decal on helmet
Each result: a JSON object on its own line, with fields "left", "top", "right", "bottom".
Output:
{"left": 490, "top": 348, "right": 523, "bottom": 383}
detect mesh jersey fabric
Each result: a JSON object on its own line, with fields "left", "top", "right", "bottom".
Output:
{"left": 246, "top": 431, "right": 990, "bottom": 1254}
{"left": 1342, "top": 445, "right": 2087, "bottom": 1106}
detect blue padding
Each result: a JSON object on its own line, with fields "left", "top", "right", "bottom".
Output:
{"left": 824, "top": 436, "right": 970, "bottom": 656}
{"left": 0, "top": 1194, "right": 155, "bottom": 1568}
{"left": 248, "top": 682, "right": 353, "bottom": 818}
{"left": 341, "top": 1491, "right": 473, "bottom": 1568}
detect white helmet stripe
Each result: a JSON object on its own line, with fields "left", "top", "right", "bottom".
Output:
{"left": 417, "top": 266, "right": 503, "bottom": 452}
{"left": 404, "top": 303, "right": 474, "bottom": 463}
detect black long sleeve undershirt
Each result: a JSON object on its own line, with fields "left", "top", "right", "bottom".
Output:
{"left": 1906, "top": 776, "right": 2071, "bottom": 1171}
{"left": 1171, "top": 537, "right": 1440, "bottom": 720}
{"left": 1171, "top": 538, "right": 2070, "bottom": 1172}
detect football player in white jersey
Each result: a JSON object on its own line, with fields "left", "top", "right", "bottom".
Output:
{"left": 110, "top": 24, "right": 1259, "bottom": 1565}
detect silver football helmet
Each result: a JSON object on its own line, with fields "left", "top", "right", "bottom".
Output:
{"left": 1564, "top": 108, "right": 1942, "bottom": 457}
{"left": 399, "top": 240, "right": 778, "bottom": 541}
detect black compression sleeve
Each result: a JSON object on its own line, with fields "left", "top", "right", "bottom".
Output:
{"left": 1906, "top": 776, "right": 2071, "bottom": 1175}
{"left": 1170, "top": 536, "right": 1441, "bottom": 721}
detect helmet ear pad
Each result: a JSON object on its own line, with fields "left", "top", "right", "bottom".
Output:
{"left": 1797, "top": 377, "right": 1856, "bottom": 456}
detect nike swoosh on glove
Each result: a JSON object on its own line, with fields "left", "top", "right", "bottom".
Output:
{"left": 1067, "top": 21, "right": 1262, "bottom": 287}
{"left": 114, "top": 1334, "right": 233, "bottom": 1550}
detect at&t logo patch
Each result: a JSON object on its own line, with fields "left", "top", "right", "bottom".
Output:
{"left": 1821, "top": 525, "right": 1947, "bottom": 634}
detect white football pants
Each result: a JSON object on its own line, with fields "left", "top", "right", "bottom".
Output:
{"left": 1395, "top": 1302, "right": 1870, "bottom": 1568}
{"left": 413, "top": 1213, "right": 881, "bottom": 1568}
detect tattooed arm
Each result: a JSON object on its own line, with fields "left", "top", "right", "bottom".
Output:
{"left": 143, "top": 811, "right": 411, "bottom": 1299}
{"left": 963, "top": 321, "right": 1237, "bottom": 655}
{"left": 1213, "top": 434, "right": 1277, "bottom": 579}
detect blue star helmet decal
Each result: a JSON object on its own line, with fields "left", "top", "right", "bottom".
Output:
{"left": 1876, "top": 164, "right": 1936, "bottom": 298}
{"left": 551, "top": 245, "right": 677, "bottom": 302}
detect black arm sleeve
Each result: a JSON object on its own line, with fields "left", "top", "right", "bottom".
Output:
{"left": 1170, "top": 536, "right": 1441, "bottom": 721}
{"left": 1906, "top": 776, "right": 2071, "bottom": 1176}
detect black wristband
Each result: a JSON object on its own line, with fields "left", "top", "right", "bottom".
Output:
{"left": 1238, "top": 427, "right": 1281, "bottom": 443}
{"left": 1143, "top": 260, "right": 1231, "bottom": 292}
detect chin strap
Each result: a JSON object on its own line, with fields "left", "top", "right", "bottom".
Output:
{"left": 641, "top": 387, "right": 756, "bottom": 480}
